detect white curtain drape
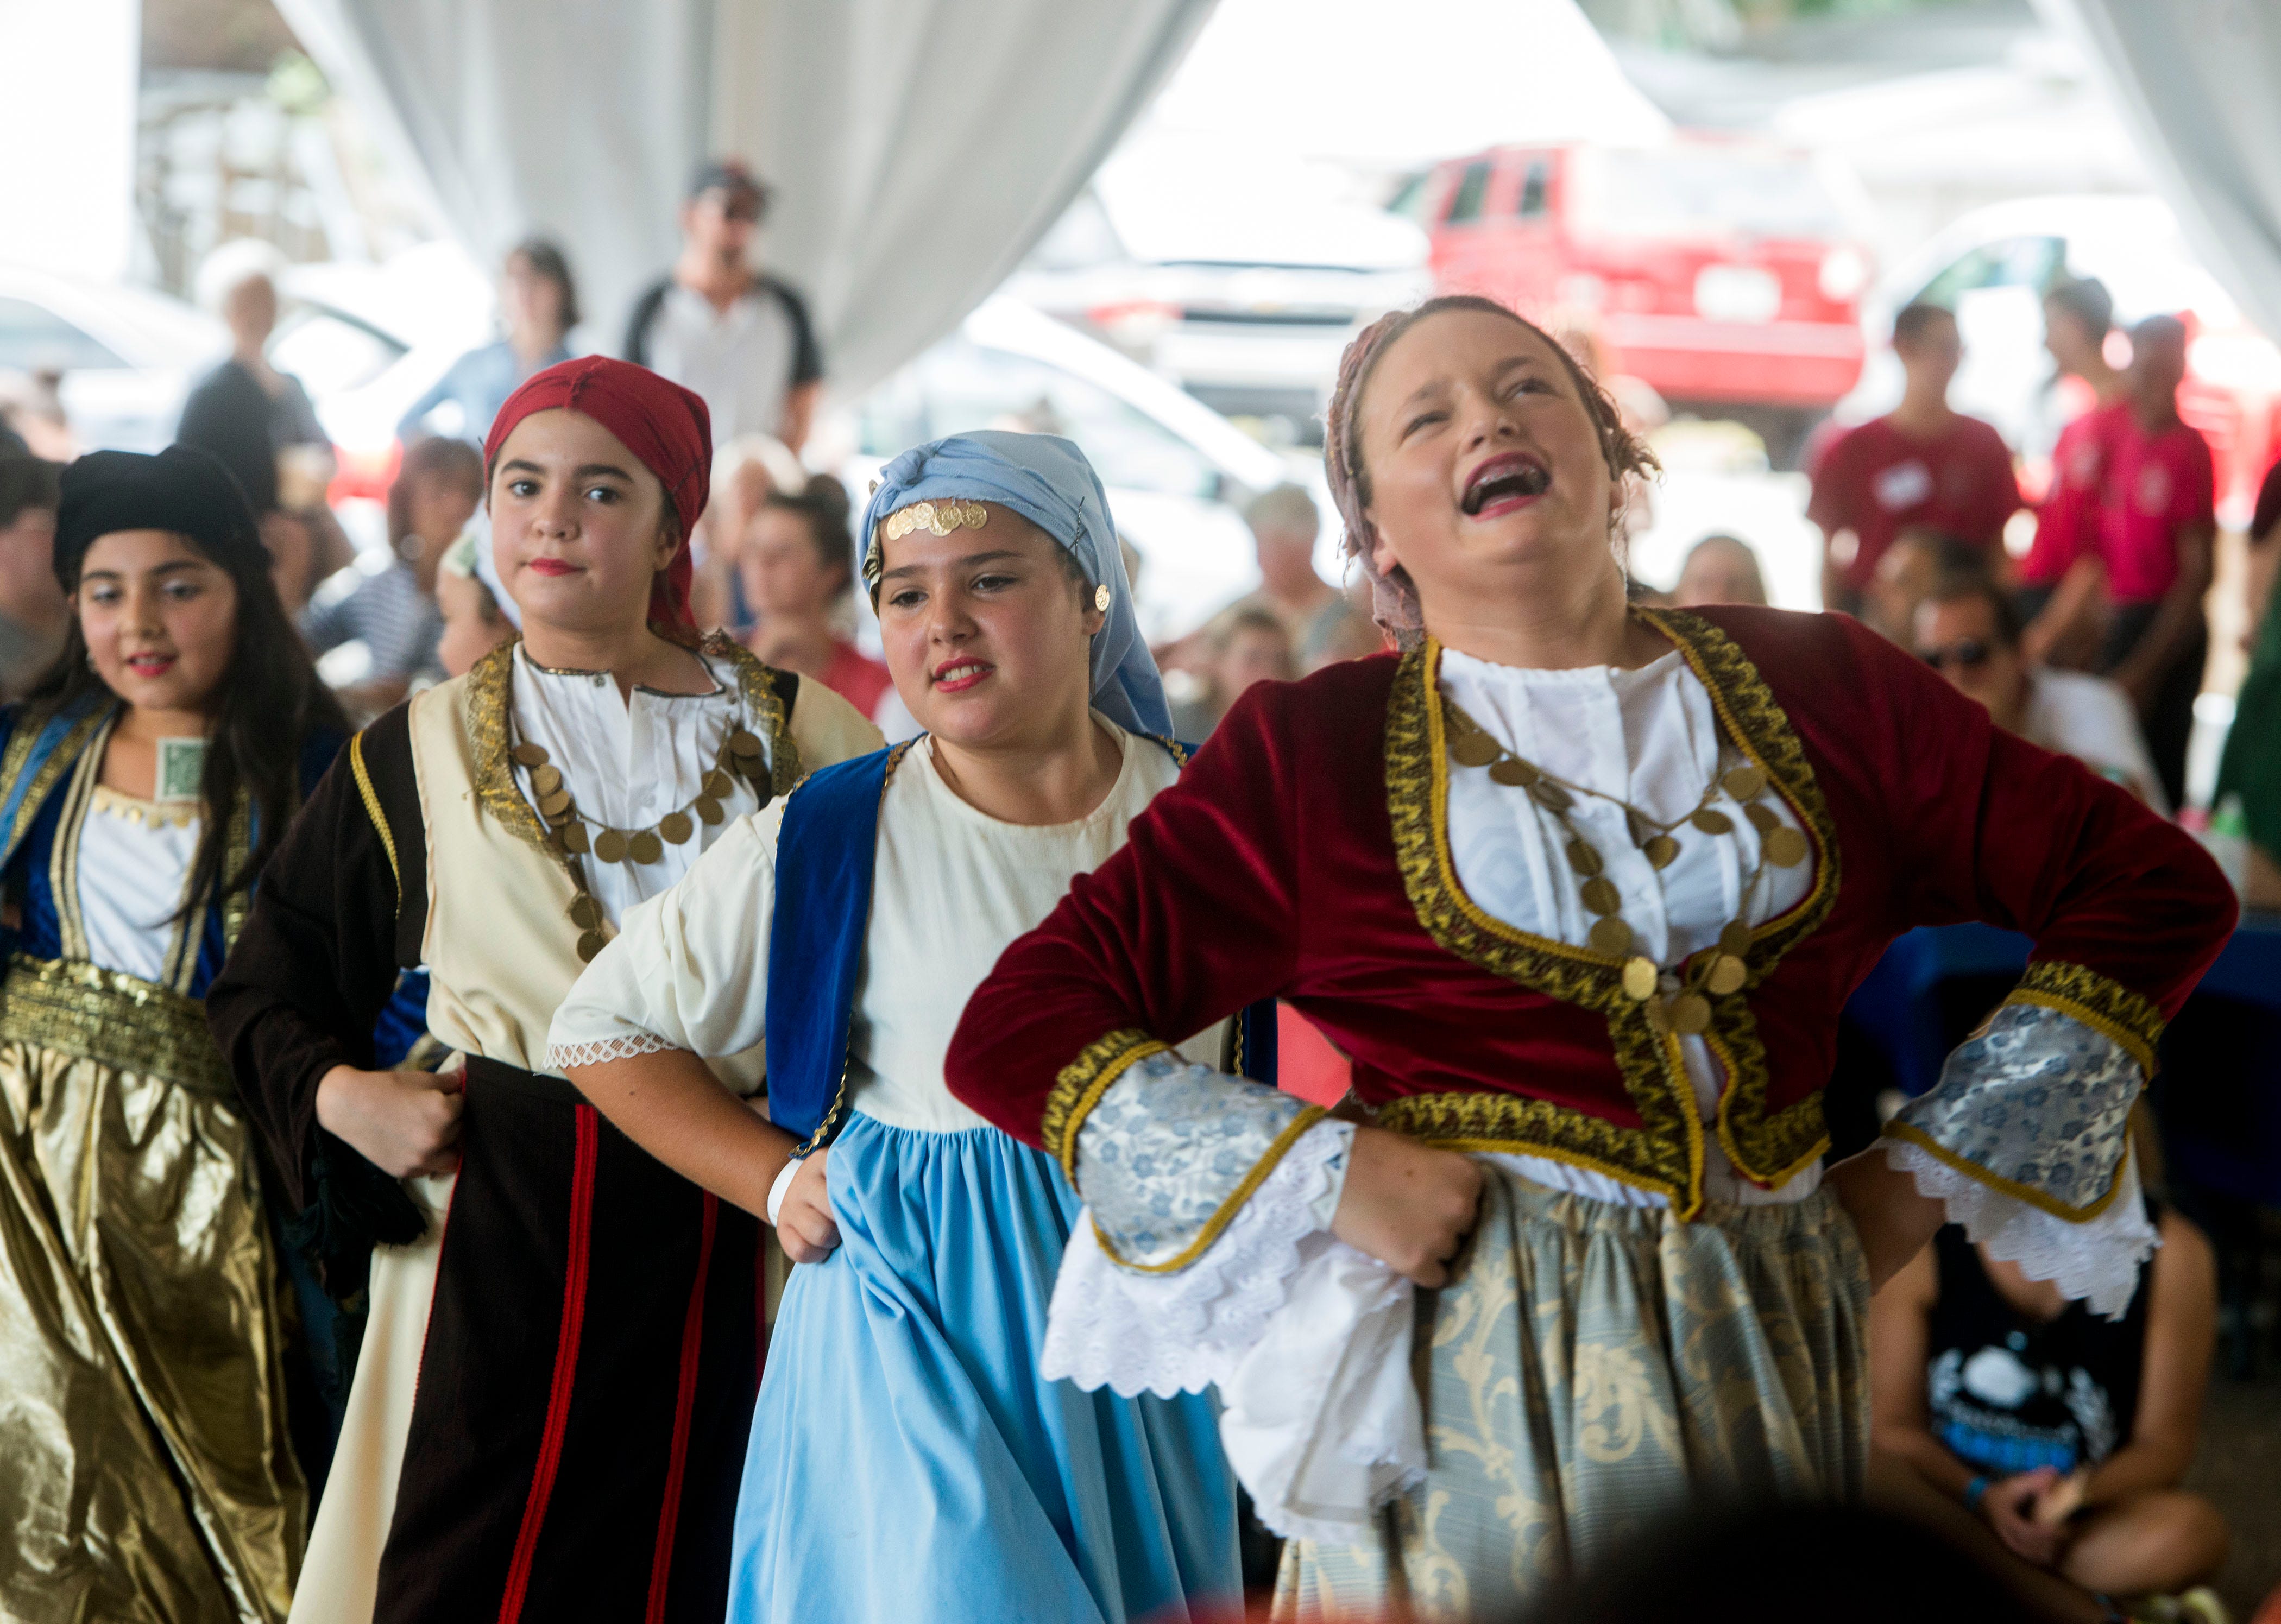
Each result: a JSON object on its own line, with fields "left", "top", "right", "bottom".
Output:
{"left": 272, "top": 0, "right": 1214, "bottom": 396}
{"left": 2043, "top": 0, "right": 2281, "bottom": 339}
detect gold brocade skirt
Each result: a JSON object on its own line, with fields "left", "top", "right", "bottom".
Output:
{"left": 1276, "top": 1164, "right": 1870, "bottom": 1621}
{"left": 0, "top": 957, "right": 305, "bottom": 1624}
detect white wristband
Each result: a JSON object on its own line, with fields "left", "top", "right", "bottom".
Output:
{"left": 767, "top": 1154, "right": 806, "bottom": 1227}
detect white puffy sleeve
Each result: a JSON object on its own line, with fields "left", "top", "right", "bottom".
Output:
{"left": 547, "top": 801, "right": 786, "bottom": 1069}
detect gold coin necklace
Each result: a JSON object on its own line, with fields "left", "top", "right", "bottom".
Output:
{"left": 1444, "top": 698, "right": 1809, "bottom": 1037}
{"left": 506, "top": 709, "right": 771, "bottom": 962}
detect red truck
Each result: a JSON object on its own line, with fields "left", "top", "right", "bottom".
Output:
{"left": 1406, "top": 138, "right": 1873, "bottom": 466}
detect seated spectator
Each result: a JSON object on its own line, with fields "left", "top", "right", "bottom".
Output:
{"left": 434, "top": 529, "right": 517, "bottom": 679}
{"left": 1672, "top": 532, "right": 1769, "bottom": 608}
{"left": 1863, "top": 528, "right": 1982, "bottom": 646}
{"left": 1870, "top": 1119, "right": 2228, "bottom": 1616}
{"left": 1809, "top": 303, "right": 2021, "bottom": 614}
{"left": 0, "top": 456, "right": 67, "bottom": 698}
{"left": 1169, "top": 606, "right": 1294, "bottom": 742}
{"left": 1916, "top": 570, "right": 2166, "bottom": 810}
{"left": 740, "top": 475, "right": 895, "bottom": 724}
{"left": 301, "top": 436, "right": 483, "bottom": 714}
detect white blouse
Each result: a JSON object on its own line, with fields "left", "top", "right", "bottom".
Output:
{"left": 1438, "top": 647, "right": 1819, "bottom": 1207}
{"left": 77, "top": 788, "right": 199, "bottom": 983}
{"left": 548, "top": 722, "right": 1227, "bottom": 1122}
{"left": 507, "top": 644, "right": 772, "bottom": 929}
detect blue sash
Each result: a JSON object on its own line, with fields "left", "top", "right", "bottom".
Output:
{"left": 763, "top": 737, "right": 1277, "bottom": 1152}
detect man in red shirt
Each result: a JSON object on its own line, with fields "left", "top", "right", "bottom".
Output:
{"left": 2096, "top": 314, "right": 2215, "bottom": 811}
{"left": 2019, "top": 277, "right": 2129, "bottom": 667}
{"left": 1808, "top": 304, "right": 2021, "bottom": 614}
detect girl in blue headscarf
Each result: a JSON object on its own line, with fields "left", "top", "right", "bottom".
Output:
{"left": 550, "top": 431, "right": 1256, "bottom": 1622}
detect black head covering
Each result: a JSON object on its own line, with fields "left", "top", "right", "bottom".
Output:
{"left": 54, "top": 445, "right": 265, "bottom": 592}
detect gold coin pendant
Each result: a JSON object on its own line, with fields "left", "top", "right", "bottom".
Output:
{"left": 1671, "top": 993, "right": 1712, "bottom": 1035}
{"left": 568, "top": 894, "right": 603, "bottom": 930}
{"left": 511, "top": 743, "right": 550, "bottom": 768}
{"left": 1450, "top": 734, "right": 1500, "bottom": 768}
{"left": 1622, "top": 955, "right": 1660, "bottom": 1001}
{"left": 694, "top": 795, "right": 724, "bottom": 825}
{"left": 1690, "top": 807, "right": 1734, "bottom": 836}
{"left": 628, "top": 830, "right": 664, "bottom": 865}
{"left": 728, "top": 729, "right": 764, "bottom": 760}
{"left": 530, "top": 764, "right": 563, "bottom": 796}
{"left": 539, "top": 788, "right": 571, "bottom": 817}
{"left": 1565, "top": 838, "right": 1603, "bottom": 877}
{"left": 1722, "top": 765, "right": 1767, "bottom": 802}
{"left": 1580, "top": 876, "right": 1622, "bottom": 915}
{"left": 659, "top": 811, "right": 694, "bottom": 845}
{"left": 1764, "top": 826, "right": 1810, "bottom": 867}
{"left": 1706, "top": 955, "right": 1749, "bottom": 997}
{"left": 1488, "top": 757, "right": 1540, "bottom": 787}
{"left": 576, "top": 928, "right": 608, "bottom": 963}
{"left": 1643, "top": 835, "right": 1680, "bottom": 869}
{"left": 1745, "top": 802, "right": 1781, "bottom": 834}
{"left": 1718, "top": 920, "right": 1754, "bottom": 958}
{"left": 1529, "top": 780, "right": 1573, "bottom": 812}
{"left": 1590, "top": 916, "right": 1635, "bottom": 957}
{"left": 593, "top": 830, "right": 628, "bottom": 864}
{"left": 560, "top": 822, "right": 591, "bottom": 854}
{"left": 703, "top": 768, "right": 735, "bottom": 800}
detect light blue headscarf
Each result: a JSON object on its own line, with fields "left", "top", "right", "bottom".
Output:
{"left": 859, "top": 430, "right": 1170, "bottom": 738}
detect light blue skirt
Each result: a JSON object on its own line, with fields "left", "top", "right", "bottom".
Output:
{"left": 730, "top": 1112, "right": 1242, "bottom": 1624}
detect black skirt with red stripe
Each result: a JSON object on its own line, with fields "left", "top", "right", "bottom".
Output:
{"left": 374, "top": 1057, "right": 759, "bottom": 1624}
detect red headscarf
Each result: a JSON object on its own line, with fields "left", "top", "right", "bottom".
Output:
{"left": 484, "top": 355, "right": 712, "bottom": 639}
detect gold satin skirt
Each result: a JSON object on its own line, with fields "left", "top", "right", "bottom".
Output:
{"left": 0, "top": 957, "right": 305, "bottom": 1623}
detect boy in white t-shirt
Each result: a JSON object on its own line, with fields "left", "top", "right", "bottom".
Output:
{"left": 1913, "top": 571, "right": 2167, "bottom": 811}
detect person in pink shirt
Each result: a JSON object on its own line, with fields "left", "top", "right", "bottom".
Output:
{"left": 1808, "top": 304, "right": 2022, "bottom": 614}
{"left": 2096, "top": 315, "right": 2214, "bottom": 811}
{"left": 2019, "top": 278, "right": 2130, "bottom": 667}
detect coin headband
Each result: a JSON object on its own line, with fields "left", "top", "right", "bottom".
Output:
{"left": 862, "top": 498, "right": 993, "bottom": 591}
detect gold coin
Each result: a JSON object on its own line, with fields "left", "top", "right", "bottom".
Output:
{"left": 539, "top": 788, "right": 572, "bottom": 817}
{"left": 1671, "top": 993, "right": 1712, "bottom": 1035}
{"left": 1706, "top": 954, "right": 1749, "bottom": 997}
{"left": 1690, "top": 807, "right": 1734, "bottom": 836}
{"left": 1643, "top": 835, "right": 1680, "bottom": 869}
{"left": 568, "top": 894, "right": 604, "bottom": 930}
{"left": 659, "top": 811, "right": 694, "bottom": 845}
{"left": 1744, "top": 802, "right": 1781, "bottom": 833}
{"left": 1565, "top": 838, "right": 1602, "bottom": 876}
{"left": 1622, "top": 955, "right": 1659, "bottom": 1001}
{"left": 1529, "top": 780, "right": 1573, "bottom": 812}
{"left": 1488, "top": 757, "right": 1540, "bottom": 787}
{"left": 694, "top": 795, "right": 724, "bottom": 825}
{"left": 530, "top": 764, "right": 563, "bottom": 795}
{"left": 511, "top": 743, "right": 550, "bottom": 768}
{"left": 1722, "top": 765, "right": 1767, "bottom": 802}
{"left": 1450, "top": 734, "right": 1500, "bottom": 768}
{"left": 1580, "top": 876, "right": 1621, "bottom": 915}
{"left": 628, "top": 830, "right": 664, "bottom": 865}
{"left": 593, "top": 829, "right": 628, "bottom": 863}
{"left": 704, "top": 768, "right": 736, "bottom": 800}
{"left": 560, "top": 822, "right": 591, "bottom": 854}
{"left": 728, "top": 729, "right": 764, "bottom": 759}
{"left": 1764, "top": 826, "right": 1810, "bottom": 867}
{"left": 576, "top": 928, "right": 607, "bottom": 963}
{"left": 1093, "top": 584, "right": 1111, "bottom": 611}
{"left": 1590, "top": 916, "right": 1635, "bottom": 957}
{"left": 1718, "top": 920, "right": 1754, "bottom": 958}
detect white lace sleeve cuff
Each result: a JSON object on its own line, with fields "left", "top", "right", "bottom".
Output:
{"left": 1881, "top": 977, "right": 2162, "bottom": 1319}
{"left": 1042, "top": 1119, "right": 1428, "bottom": 1544}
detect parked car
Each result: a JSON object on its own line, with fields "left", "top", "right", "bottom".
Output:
{"left": 843, "top": 296, "right": 1312, "bottom": 642}
{"left": 1836, "top": 195, "right": 2281, "bottom": 527}
{"left": 0, "top": 264, "right": 223, "bottom": 453}
{"left": 1407, "top": 137, "right": 1874, "bottom": 466}
{"left": 1004, "top": 139, "right": 1431, "bottom": 440}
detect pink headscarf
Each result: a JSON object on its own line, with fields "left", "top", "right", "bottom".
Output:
{"left": 485, "top": 355, "right": 711, "bottom": 639}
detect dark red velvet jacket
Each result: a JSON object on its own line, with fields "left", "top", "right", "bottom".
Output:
{"left": 945, "top": 607, "right": 2234, "bottom": 1214}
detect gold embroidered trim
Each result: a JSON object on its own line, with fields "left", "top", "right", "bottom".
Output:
{"left": 1880, "top": 1118, "right": 2129, "bottom": 1223}
{"left": 0, "top": 702, "right": 113, "bottom": 870}
{"left": 349, "top": 731, "right": 399, "bottom": 905}
{"left": 89, "top": 784, "right": 198, "bottom": 827}
{"left": 787, "top": 737, "right": 917, "bottom": 1158}
{"left": 0, "top": 952, "right": 236, "bottom": 1099}
{"left": 464, "top": 642, "right": 566, "bottom": 870}
{"left": 1042, "top": 1027, "right": 1170, "bottom": 1178}
{"left": 1376, "top": 1089, "right": 1681, "bottom": 1200}
{"left": 1382, "top": 615, "right": 1839, "bottom": 1214}
{"left": 710, "top": 636, "right": 803, "bottom": 799}
{"left": 2006, "top": 960, "right": 2163, "bottom": 1075}
{"left": 1091, "top": 1105, "right": 1329, "bottom": 1274}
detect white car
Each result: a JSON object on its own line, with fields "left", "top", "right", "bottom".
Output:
{"left": 842, "top": 297, "right": 1319, "bottom": 643}
{"left": 0, "top": 264, "right": 223, "bottom": 452}
{"left": 1834, "top": 195, "right": 2281, "bottom": 521}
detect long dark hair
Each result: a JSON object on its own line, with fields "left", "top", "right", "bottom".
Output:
{"left": 509, "top": 237, "right": 581, "bottom": 333}
{"left": 28, "top": 521, "right": 349, "bottom": 913}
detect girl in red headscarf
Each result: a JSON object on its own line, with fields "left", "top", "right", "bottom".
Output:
{"left": 209, "top": 357, "right": 881, "bottom": 1624}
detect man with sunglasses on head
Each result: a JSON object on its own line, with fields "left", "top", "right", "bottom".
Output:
{"left": 626, "top": 157, "right": 824, "bottom": 453}
{"left": 1916, "top": 568, "right": 2166, "bottom": 811}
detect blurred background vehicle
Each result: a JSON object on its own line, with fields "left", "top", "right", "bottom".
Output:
{"left": 1004, "top": 137, "right": 1431, "bottom": 445}
{"left": 1838, "top": 194, "right": 2281, "bottom": 527}
{"left": 0, "top": 263, "right": 221, "bottom": 453}
{"left": 840, "top": 295, "right": 1309, "bottom": 643}
{"left": 1406, "top": 135, "right": 1874, "bottom": 468}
